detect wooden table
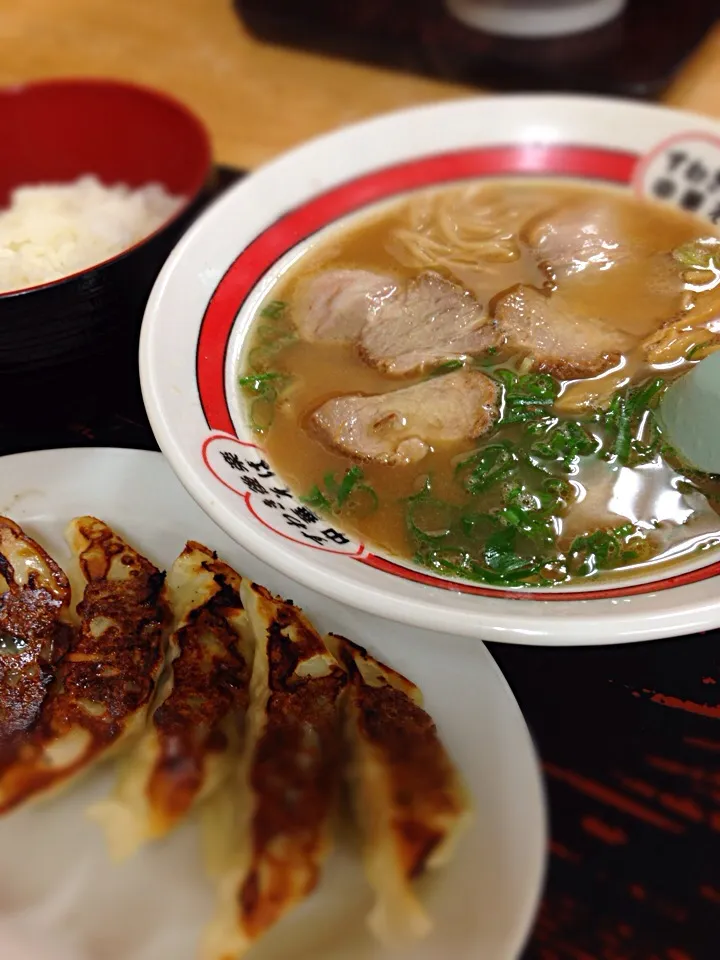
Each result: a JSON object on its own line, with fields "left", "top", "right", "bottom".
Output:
{"left": 2, "top": 2, "right": 720, "bottom": 959}
{"left": 2, "top": 0, "right": 719, "bottom": 169}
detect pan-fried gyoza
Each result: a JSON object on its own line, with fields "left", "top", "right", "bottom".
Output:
{"left": 0, "top": 518, "right": 72, "bottom": 742}
{"left": 326, "top": 633, "right": 471, "bottom": 946}
{"left": 0, "top": 515, "right": 471, "bottom": 955}
{"left": 89, "top": 541, "right": 254, "bottom": 860}
{"left": 202, "top": 582, "right": 346, "bottom": 960}
{"left": 0, "top": 517, "right": 168, "bottom": 813}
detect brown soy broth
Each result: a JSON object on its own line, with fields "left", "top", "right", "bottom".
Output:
{"left": 243, "top": 180, "right": 720, "bottom": 582}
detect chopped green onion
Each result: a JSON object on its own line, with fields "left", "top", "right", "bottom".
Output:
{"left": 301, "top": 485, "right": 332, "bottom": 510}
{"left": 249, "top": 397, "right": 275, "bottom": 433}
{"left": 246, "top": 346, "right": 272, "bottom": 371}
{"left": 483, "top": 527, "right": 542, "bottom": 576}
{"left": 336, "top": 465, "right": 365, "bottom": 507}
{"left": 672, "top": 239, "right": 720, "bottom": 270}
{"left": 530, "top": 420, "right": 600, "bottom": 471}
{"left": 415, "top": 542, "right": 549, "bottom": 587}
{"left": 260, "top": 299, "right": 287, "bottom": 319}
{"left": 687, "top": 339, "right": 716, "bottom": 360}
{"left": 604, "top": 378, "right": 666, "bottom": 465}
{"left": 494, "top": 369, "right": 560, "bottom": 425}
{"left": 566, "top": 523, "right": 644, "bottom": 577}
{"left": 239, "top": 366, "right": 292, "bottom": 436}
{"left": 302, "top": 467, "right": 379, "bottom": 518}
{"left": 430, "top": 359, "right": 465, "bottom": 376}
{"left": 406, "top": 479, "right": 456, "bottom": 542}
{"left": 238, "top": 371, "right": 285, "bottom": 389}
{"left": 455, "top": 441, "right": 518, "bottom": 493}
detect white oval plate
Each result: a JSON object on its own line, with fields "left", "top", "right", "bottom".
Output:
{"left": 141, "top": 94, "right": 720, "bottom": 644}
{"left": 0, "top": 447, "right": 545, "bottom": 960}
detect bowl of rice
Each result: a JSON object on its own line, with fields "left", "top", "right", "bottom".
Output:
{"left": 0, "top": 78, "right": 211, "bottom": 377}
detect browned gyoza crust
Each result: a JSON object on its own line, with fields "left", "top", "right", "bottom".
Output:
{"left": 0, "top": 517, "right": 169, "bottom": 813}
{"left": 356, "top": 682, "right": 454, "bottom": 876}
{"left": 0, "top": 518, "right": 72, "bottom": 741}
{"left": 147, "top": 541, "right": 252, "bottom": 824}
{"left": 202, "top": 582, "right": 346, "bottom": 960}
{"left": 242, "top": 584, "right": 346, "bottom": 938}
{"left": 324, "top": 633, "right": 471, "bottom": 946}
{"left": 329, "top": 634, "right": 465, "bottom": 879}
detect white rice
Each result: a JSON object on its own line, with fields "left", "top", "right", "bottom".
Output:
{"left": 0, "top": 175, "right": 185, "bottom": 293}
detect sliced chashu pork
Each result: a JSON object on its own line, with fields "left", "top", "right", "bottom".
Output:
{"left": 310, "top": 369, "right": 498, "bottom": 465}
{"left": 523, "top": 200, "right": 630, "bottom": 280}
{"left": 294, "top": 269, "right": 396, "bottom": 342}
{"left": 493, "top": 285, "right": 634, "bottom": 380}
{"left": 359, "top": 272, "right": 496, "bottom": 376}
{"left": 524, "top": 200, "right": 686, "bottom": 336}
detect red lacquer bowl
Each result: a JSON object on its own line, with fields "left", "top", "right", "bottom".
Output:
{"left": 0, "top": 78, "right": 211, "bottom": 375}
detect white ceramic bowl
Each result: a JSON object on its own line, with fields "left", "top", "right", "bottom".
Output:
{"left": 141, "top": 94, "right": 720, "bottom": 646}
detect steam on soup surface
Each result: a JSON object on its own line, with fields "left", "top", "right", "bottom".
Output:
{"left": 239, "top": 181, "right": 720, "bottom": 587}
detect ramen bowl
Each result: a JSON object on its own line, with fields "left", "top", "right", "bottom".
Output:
{"left": 141, "top": 94, "right": 720, "bottom": 645}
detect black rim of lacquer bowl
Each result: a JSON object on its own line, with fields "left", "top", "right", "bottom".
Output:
{"left": 0, "top": 167, "right": 239, "bottom": 376}
{"left": 0, "top": 166, "right": 245, "bottom": 425}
